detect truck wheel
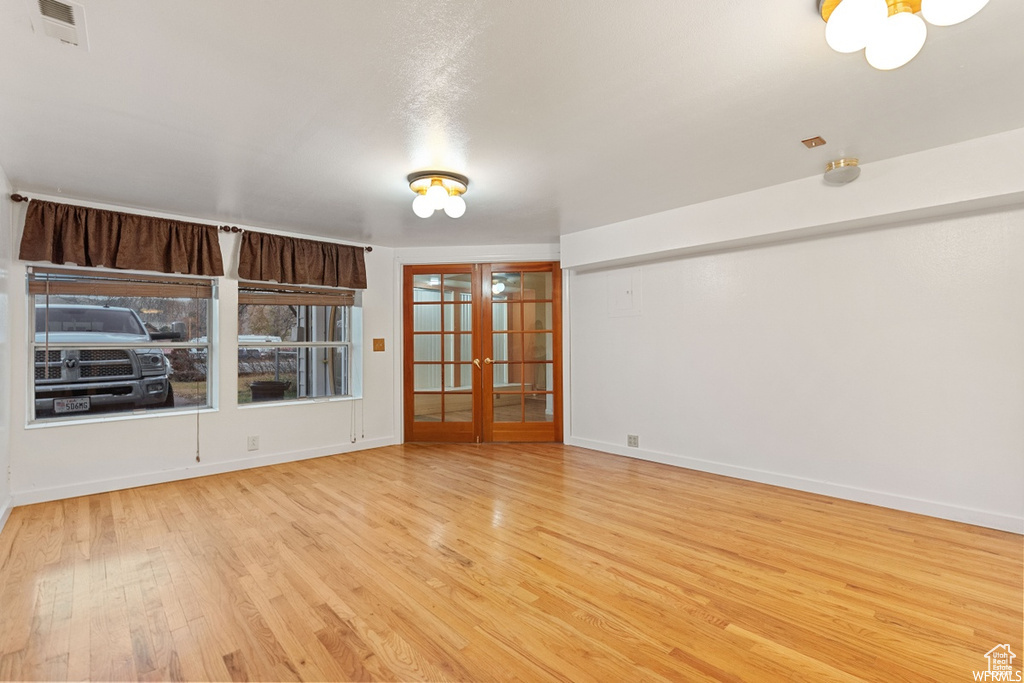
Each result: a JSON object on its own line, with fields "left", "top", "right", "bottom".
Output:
{"left": 163, "top": 384, "right": 175, "bottom": 407}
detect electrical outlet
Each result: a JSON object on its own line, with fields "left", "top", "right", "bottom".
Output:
{"left": 247, "top": 435, "right": 259, "bottom": 451}
{"left": 627, "top": 434, "right": 639, "bottom": 448}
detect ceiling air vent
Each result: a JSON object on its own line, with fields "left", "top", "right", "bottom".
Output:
{"left": 34, "top": 0, "right": 89, "bottom": 50}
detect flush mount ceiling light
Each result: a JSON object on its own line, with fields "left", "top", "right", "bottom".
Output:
{"left": 408, "top": 170, "right": 469, "bottom": 219}
{"left": 491, "top": 274, "right": 512, "bottom": 295}
{"left": 819, "top": 0, "right": 989, "bottom": 70}
{"left": 824, "top": 158, "right": 861, "bottom": 185}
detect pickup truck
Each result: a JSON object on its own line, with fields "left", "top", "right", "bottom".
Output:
{"left": 34, "top": 304, "right": 176, "bottom": 417}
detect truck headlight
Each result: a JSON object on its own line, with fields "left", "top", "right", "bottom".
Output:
{"left": 139, "top": 351, "right": 168, "bottom": 376}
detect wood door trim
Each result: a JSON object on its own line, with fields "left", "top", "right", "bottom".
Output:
{"left": 471, "top": 264, "right": 484, "bottom": 441}
{"left": 483, "top": 262, "right": 563, "bottom": 443}
{"left": 403, "top": 262, "right": 562, "bottom": 443}
{"left": 481, "top": 263, "right": 494, "bottom": 442}
{"left": 403, "top": 264, "right": 481, "bottom": 442}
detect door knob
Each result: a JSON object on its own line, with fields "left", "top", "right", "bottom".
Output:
{"left": 484, "top": 357, "right": 494, "bottom": 364}
{"left": 473, "top": 358, "right": 481, "bottom": 369}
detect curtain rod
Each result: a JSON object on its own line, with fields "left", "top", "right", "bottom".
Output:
{"left": 9, "top": 193, "right": 373, "bottom": 252}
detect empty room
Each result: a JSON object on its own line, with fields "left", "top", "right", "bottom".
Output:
{"left": 0, "top": 1, "right": 1021, "bottom": 681}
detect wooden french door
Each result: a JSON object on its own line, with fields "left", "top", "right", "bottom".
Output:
{"left": 403, "top": 262, "right": 562, "bottom": 443}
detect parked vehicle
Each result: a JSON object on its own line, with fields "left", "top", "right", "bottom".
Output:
{"left": 34, "top": 304, "right": 177, "bottom": 416}
{"left": 188, "top": 334, "right": 283, "bottom": 358}
{"left": 240, "top": 334, "right": 282, "bottom": 358}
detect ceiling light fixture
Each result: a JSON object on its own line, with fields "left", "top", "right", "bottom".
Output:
{"left": 408, "top": 170, "right": 469, "bottom": 219}
{"left": 823, "top": 158, "right": 861, "bottom": 185}
{"left": 819, "top": 0, "right": 989, "bottom": 70}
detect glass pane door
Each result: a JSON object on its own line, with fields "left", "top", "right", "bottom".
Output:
{"left": 404, "top": 267, "right": 479, "bottom": 442}
{"left": 484, "top": 263, "right": 561, "bottom": 442}
{"left": 403, "top": 262, "right": 561, "bottom": 443}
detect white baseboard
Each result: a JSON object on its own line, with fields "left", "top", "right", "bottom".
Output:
{"left": 11, "top": 436, "right": 399, "bottom": 507}
{"left": 0, "top": 495, "right": 12, "bottom": 537}
{"left": 565, "top": 437, "right": 1023, "bottom": 535}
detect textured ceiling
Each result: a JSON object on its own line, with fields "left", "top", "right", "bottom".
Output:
{"left": 0, "top": 0, "right": 1022, "bottom": 247}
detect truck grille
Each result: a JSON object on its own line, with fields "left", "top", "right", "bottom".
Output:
{"left": 34, "top": 350, "right": 61, "bottom": 380}
{"left": 80, "top": 361, "right": 134, "bottom": 378}
{"left": 80, "top": 349, "right": 128, "bottom": 362}
{"left": 35, "top": 349, "right": 135, "bottom": 381}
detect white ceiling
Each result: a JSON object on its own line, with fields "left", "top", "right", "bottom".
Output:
{"left": 1, "top": 1, "right": 1022, "bottom": 248}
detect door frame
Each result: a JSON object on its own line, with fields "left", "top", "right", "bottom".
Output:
{"left": 402, "top": 264, "right": 480, "bottom": 443}
{"left": 402, "top": 262, "right": 562, "bottom": 443}
{"left": 481, "top": 262, "right": 563, "bottom": 443}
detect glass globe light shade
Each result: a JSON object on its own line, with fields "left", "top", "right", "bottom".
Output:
{"left": 412, "top": 193, "right": 434, "bottom": 218}
{"left": 491, "top": 281, "right": 505, "bottom": 295}
{"left": 443, "top": 194, "right": 466, "bottom": 218}
{"left": 865, "top": 11, "right": 927, "bottom": 70}
{"left": 920, "top": 0, "right": 988, "bottom": 26}
{"left": 825, "top": 0, "right": 888, "bottom": 53}
{"left": 426, "top": 182, "right": 449, "bottom": 210}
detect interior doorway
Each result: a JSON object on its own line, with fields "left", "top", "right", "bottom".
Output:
{"left": 402, "top": 262, "right": 562, "bottom": 443}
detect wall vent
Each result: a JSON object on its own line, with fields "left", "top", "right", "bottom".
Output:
{"left": 34, "top": 0, "right": 88, "bottom": 50}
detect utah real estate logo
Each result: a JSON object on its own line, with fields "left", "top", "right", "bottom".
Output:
{"left": 973, "top": 645, "right": 1021, "bottom": 682}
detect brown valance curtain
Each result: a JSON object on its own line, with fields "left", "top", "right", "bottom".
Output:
{"left": 19, "top": 199, "right": 225, "bottom": 276}
{"left": 238, "top": 231, "right": 366, "bottom": 289}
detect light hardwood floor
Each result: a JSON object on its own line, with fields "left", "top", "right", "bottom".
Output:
{"left": 0, "top": 444, "right": 1020, "bottom": 682}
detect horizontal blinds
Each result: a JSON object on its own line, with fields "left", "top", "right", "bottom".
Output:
{"left": 28, "top": 266, "right": 214, "bottom": 298}
{"left": 238, "top": 281, "right": 355, "bottom": 307}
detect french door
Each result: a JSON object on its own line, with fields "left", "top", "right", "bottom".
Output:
{"left": 403, "top": 262, "right": 562, "bottom": 443}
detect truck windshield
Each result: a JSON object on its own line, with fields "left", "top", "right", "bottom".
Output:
{"left": 35, "top": 307, "right": 146, "bottom": 335}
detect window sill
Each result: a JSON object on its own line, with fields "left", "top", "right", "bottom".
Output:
{"left": 27, "top": 406, "right": 218, "bottom": 429}
{"left": 237, "top": 395, "right": 362, "bottom": 410}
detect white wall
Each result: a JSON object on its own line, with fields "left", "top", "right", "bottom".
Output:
{"left": 0, "top": 163, "right": 13, "bottom": 533}
{"left": 6, "top": 197, "right": 398, "bottom": 505}
{"left": 395, "top": 243, "right": 560, "bottom": 265}
{"left": 561, "top": 128, "right": 1024, "bottom": 271}
{"left": 566, "top": 209, "right": 1024, "bottom": 532}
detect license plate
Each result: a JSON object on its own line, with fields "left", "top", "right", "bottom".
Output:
{"left": 54, "top": 397, "right": 91, "bottom": 414}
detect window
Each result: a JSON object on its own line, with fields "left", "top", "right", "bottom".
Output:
{"left": 28, "top": 267, "right": 216, "bottom": 422}
{"left": 237, "top": 282, "right": 360, "bottom": 404}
